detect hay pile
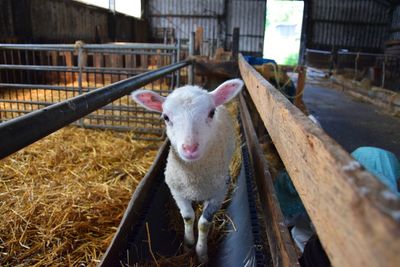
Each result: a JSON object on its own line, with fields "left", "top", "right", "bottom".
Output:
{"left": 0, "top": 126, "right": 160, "bottom": 266}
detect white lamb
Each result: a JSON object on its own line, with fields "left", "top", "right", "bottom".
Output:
{"left": 131, "top": 79, "right": 243, "bottom": 263}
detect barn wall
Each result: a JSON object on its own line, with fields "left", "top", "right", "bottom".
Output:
{"left": 390, "top": 5, "right": 400, "bottom": 41}
{"left": 0, "top": 0, "right": 149, "bottom": 43}
{"left": 305, "top": 0, "right": 391, "bottom": 53}
{"left": 147, "top": 0, "right": 225, "bottom": 43}
{"left": 147, "top": 0, "right": 266, "bottom": 55}
{"left": 226, "top": 0, "right": 266, "bottom": 54}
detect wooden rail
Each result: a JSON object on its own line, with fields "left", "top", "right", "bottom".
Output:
{"left": 239, "top": 54, "right": 400, "bottom": 267}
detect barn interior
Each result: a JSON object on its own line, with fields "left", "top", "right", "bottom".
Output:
{"left": 0, "top": 1, "right": 399, "bottom": 267}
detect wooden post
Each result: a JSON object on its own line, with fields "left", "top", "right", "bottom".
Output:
{"left": 294, "top": 66, "right": 307, "bottom": 113}
{"left": 94, "top": 53, "right": 104, "bottom": 85}
{"left": 188, "top": 32, "right": 195, "bottom": 85}
{"left": 195, "top": 26, "right": 203, "bottom": 55}
{"left": 232, "top": 27, "right": 240, "bottom": 61}
{"left": 238, "top": 54, "right": 400, "bottom": 267}
{"left": 64, "top": 51, "right": 73, "bottom": 84}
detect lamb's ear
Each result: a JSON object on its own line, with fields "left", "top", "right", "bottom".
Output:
{"left": 210, "top": 79, "right": 244, "bottom": 106}
{"left": 131, "top": 90, "right": 165, "bottom": 113}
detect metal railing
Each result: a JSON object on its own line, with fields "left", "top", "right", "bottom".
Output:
{"left": 0, "top": 60, "right": 190, "bottom": 159}
{"left": 0, "top": 42, "right": 189, "bottom": 138}
{"left": 305, "top": 48, "right": 400, "bottom": 90}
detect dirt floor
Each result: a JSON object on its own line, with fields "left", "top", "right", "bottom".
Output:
{"left": 302, "top": 77, "right": 400, "bottom": 157}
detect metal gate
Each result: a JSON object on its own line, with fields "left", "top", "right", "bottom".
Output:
{"left": 0, "top": 42, "right": 186, "bottom": 139}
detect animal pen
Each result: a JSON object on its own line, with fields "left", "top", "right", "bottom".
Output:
{"left": 305, "top": 48, "right": 400, "bottom": 90}
{"left": 0, "top": 42, "right": 186, "bottom": 140}
{"left": 0, "top": 43, "right": 399, "bottom": 267}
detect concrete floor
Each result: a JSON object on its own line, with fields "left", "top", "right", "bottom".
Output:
{"left": 303, "top": 82, "right": 400, "bottom": 157}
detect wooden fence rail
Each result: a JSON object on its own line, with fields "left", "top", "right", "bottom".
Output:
{"left": 238, "top": 53, "right": 400, "bottom": 267}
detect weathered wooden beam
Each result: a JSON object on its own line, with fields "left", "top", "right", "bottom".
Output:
{"left": 238, "top": 53, "right": 400, "bottom": 267}
{"left": 239, "top": 94, "right": 300, "bottom": 267}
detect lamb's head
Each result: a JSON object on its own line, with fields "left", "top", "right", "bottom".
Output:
{"left": 131, "top": 79, "right": 243, "bottom": 162}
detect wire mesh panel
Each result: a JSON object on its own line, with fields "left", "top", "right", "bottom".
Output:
{"left": 0, "top": 42, "right": 187, "bottom": 140}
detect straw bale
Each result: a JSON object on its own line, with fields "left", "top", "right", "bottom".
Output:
{"left": 0, "top": 126, "right": 160, "bottom": 266}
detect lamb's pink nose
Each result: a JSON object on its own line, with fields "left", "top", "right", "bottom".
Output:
{"left": 182, "top": 143, "right": 199, "bottom": 154}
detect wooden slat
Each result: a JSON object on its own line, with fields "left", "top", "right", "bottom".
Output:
{"left": 238, "top": 54, "right": 400, "bottom": 267}
{"left": 239, "top": 94, "right": 299, "bottom": 267}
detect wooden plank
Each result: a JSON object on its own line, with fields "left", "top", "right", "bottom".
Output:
{"left": 64, "top": 51, "right": 74, "bottom": 84}
{"left": 110, "top": 54, "right": 123, "bottom": 83}
{"left": 239, "top": 94, "right": 300, "bottom": 267}
{"left": 94, "top": 53, "right": 104, "bottom": 84}
{"left": 238, "top": 54, "right": 400, "bottom": 267}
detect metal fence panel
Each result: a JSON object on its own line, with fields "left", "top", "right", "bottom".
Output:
{"left": 0, "top": 43, "right": 187, "bottom": 140}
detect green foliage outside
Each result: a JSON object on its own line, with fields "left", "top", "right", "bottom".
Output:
{"left": 264, "top": 0, "right": 303, "bottom": 65}
{"left": 283, "top": 52, "right": 299, "bottom": 66}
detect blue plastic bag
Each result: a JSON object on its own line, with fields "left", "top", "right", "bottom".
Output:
{"left": 243, "top": 55, "right": 277, "bottom": 66}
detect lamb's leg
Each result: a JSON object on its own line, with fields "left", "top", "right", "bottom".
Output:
{"left": 173, "top": 194, "right": 195, "bottom": 248}
{"left": 196, "top": 199, "right": 222, "bottom": 263}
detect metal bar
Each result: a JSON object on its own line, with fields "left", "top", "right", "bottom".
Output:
{"left": 176, "top": 40, "right": 181, "bottom": 86}
{"left": 149, "top": 14, "right": 222, "bottom": 18}
{"left": 83, "top": 66, "right": 148, "bottom": 72}
{"left": 82, "top": 124, "right": 163, "bottom": 133}
{"left": 0, "top": 99, "right": 54, "bottom": 106}
{"left": 87, "top": 50, "right": 175, "bottom": 56}
{"left": 77, "top": 45, "right": 84, "bottom": 126}
{"left": 0, "top": 83, "right": 89, "bottom": 91}
{"left": 0, "top": 109, "right": 33, "bottom": 114}
{"left": 83, "top": 43, "right": 177, "bottom": 50}
{"left": 311, "top": 18, "right": 387, "bottom": 26}
{"left": 306, "top": 48, "right": 400, "bottom": 59}
{"left": 0, "top": 43, "right": 177, "bottom": 50}
{"left": 0, "top": 65, "right": 80, "bottom": 72}
{"left": 0, "top": 60, "right": 190, "bottom": 159}
{"left": 84, "top": 114, "right": 162, "bottom": 124}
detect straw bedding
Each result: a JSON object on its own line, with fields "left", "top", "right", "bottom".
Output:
{"left": 0, "top": 127, "right": 160, "bottom": 266}
{"left": 0, "top": 101, "right": 242, "bottom": 267}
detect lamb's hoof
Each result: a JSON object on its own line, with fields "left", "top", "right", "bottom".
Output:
{"left": 197, "top": 253, "right": 209, "bottom": 265}
{"left": 183, "top": 238, "right": 195, "bottom": 252}
{"left": 183, "top": 242, "right": 194, "bottom": 252}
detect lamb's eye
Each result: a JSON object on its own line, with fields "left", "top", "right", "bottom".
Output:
{"left": 208, "top": 109, "right": 216, "bottom": 119}
{"left": 162, "top": 114, "right": 170, "bottom": 122}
